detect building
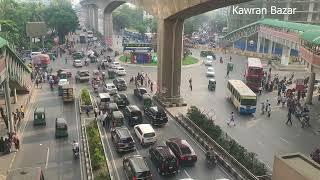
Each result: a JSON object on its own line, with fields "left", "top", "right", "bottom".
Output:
{"left": 228, "top": 0, "right": 320, "bottom": 31}
{"left": 272, "top": 153, "right": 320, "bottom": 180}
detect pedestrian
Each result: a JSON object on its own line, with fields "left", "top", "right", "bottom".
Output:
{"left": 13, "top": 135, "right": 20, "bottom": 151}
{"left": 141, "top": 77, "right": 144, "bottom": 86}
{"left": 277, "top": 94, "right": 281, "bottom": 105}
{"left": 189, "top": 78, "right": 192, "bottom": 91}
{"left": 0, "top": 136, "right": 4, "bottom": 152}
{"left": 265, "top": 100, "right": 269, "bottom": 112}
{"left": 229, "top": 56, "right": 232, "bottom": 62}
{"left": 282, "top": 95, "right": 286, "bottom": 107}
{"left": 258, "top": 85, "right": 262, "bottom": 95}
{"left": 150, "top": 81, "right": 153, "bottom": 92}
{"left": 267, "top": 104, "right": 271, "bottom": 117}
{"left": 36, "top": 78, "right": 39, "bottom": 88}
{"left": 0, "top": 106, "right": 4, "bottom": 119}
{"left": 261, "top": 102, "right": 265, "bottom": 115}
{"left": 286, "top": 111, "right": 292, "bottom": 125}
{"left": 94, "top": 107, "right": 98, "bottom": 119}
{"left": 65, "top": 57, "right": 68, "bottom": 64}
{"left": 3, "top": 115, "right": 8, "bottom": 129}
{"left": 227, "top": 112, "right": 236, "bottom": 126}
{"left": 16, "top": 108, "right": 21, "bottom": 123}
{"left": 85, "top": 105, "right": 90, "bottom": 116}
{"left": 105, "top": 114, "right": 111, "bottom": 129}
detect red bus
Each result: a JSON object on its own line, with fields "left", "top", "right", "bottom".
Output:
{"left": 245, "top": 58, "right": 264, "bottom": 92}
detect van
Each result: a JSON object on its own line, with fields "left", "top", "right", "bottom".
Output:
{"left": 134, "top": 124, "right": 156, "bottom": 145}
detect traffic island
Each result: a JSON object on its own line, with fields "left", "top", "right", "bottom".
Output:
{"left": 86, "top": 121, "right": 111, "bottom": 180}
{"left": 79, "top": 88, "right": 93, "bottom": 113}
{"left": 153, "top": 94, "right": 187, "bottom": 108}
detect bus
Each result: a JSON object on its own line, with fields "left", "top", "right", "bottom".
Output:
{"left": 244, "top": 58, "right": 264, "bottom": 92}
{"left": 227, "top": 80, "right": 257, "bottom": 114}
{"left": 7, "top": 167, "right": 44, "bottom": 180}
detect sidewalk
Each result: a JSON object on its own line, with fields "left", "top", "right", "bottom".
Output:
{"left": 0, "top": 87, "right": 35, "bottom": 179}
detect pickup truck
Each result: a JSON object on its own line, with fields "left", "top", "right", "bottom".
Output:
{"left": 75, "top": 70, "right": 90, "bottom": 82}
{"left": 133, "top": 87, "right": 148, "bottom": 100}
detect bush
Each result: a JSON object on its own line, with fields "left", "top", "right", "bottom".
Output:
{"left": 81, "top": 89, "right": 92, "bottom": 105}
{"left": 186, "top": 106, "right": 268, "bottom": 176}
{"left": 87, "top": 121, "right": 111, "bottom": 179}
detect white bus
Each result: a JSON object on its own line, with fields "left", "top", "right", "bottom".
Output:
{"left": 227, "top": 80, "right": 257, "bottom": 114}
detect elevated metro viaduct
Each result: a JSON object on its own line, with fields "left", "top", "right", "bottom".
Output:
{"left": 222, "top": 18, "right": 320, "bottom": 104}
{"left": 79, "top": 0, "right": 251, "bottom": 104}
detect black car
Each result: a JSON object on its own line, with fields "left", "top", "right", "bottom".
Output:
{"left": 166, "top": 138, "right": 197, "bottom": 166}
{"left": 149, "top": 145, "right": 179, "bottom": 175}
{"left": 113, "top": 93, "right": 129, "bottom": 108}
{"left": 111, "top": 127, "right": 135, "bottom": 152}
{"left": 144, "top": 106, "right": 168, "bottom": 126}
{"left": 123, "top": 155, "right": 152, "bottom": 180}
{"left": 134, "top": 87, "right": 148, "bottom": 100}
{"left": 113, "top": 78, "right": 127, "bottom": 91}
{"left": 123, "top": 105, "right": 143, "bottom": 126}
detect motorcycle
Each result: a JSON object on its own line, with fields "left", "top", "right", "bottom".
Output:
{"left": 73, "top": 147, "right": 79, "bottom": 159}
{"left": 301, "top": 112, "right": 310, "bottom": 128}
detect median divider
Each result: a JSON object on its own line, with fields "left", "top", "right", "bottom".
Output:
{"left": 82, "top": 119, "right": 94, "bottom": 180}
{"left": 153, "top": 96, "right": 271, "bottom": 180}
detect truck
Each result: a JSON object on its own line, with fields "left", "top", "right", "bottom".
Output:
{"left": 62, "top": 85, "right": 74, "bottom": 102}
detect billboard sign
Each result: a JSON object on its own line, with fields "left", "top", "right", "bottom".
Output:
{"left": 26, "top": 22, "right": 47, "bottom": 38}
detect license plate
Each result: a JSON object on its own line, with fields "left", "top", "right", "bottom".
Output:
{"left": 188, "top": 157, "right": 192, "bottom": 160}
{"left": 246, "top": 106, "right": 251, "bottom": 109}
{"left": 169, "top": 166, "right": 173, "bottom": 169}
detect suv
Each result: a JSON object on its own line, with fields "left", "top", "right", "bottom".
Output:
{"left": 123, "top": 105, "right": 143, "bottom": 126}
{"left": 144, "top": 106, "right": 168, "bottom": 126}
{"left": 113, "top": 93, "right": 129, "bottom": 108}
{"left": 166, "top": 138, "right": 197, "bottom": 166}
{"left": 134, "top": 124, "right": 156, "bottom": 145}
{"left": 113, "top": 78, "right": 127, "bottom": 91}
{"left": 111, "top": 127, "right": 135, "bottom": 152}
{"left": 149, "top": 145, "right": 179, "bottom": 175}
{"left": 123, "top": 155, "right": 152, "bottom": 180}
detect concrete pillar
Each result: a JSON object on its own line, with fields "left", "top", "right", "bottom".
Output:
{"left": 262, "top": 38, "right": 265, "bottom": 53}
{"left": 307, "top": 2, "right": 314, "bottom": 22}
{"left": 306, "top": 72, "right": 315, "bottom": 104}
{"left": 104, "top": 12, "right": 113, "bottom": 47}
{"left": 93, "top": 7, "right": 99, "bottom": 31}
{"left": 13, "top": 88, "right": 17, "bottom": 104}
{"left": 157, "top": 18, "right": 184, "bottom": 103}
{"left": 256, "top": 35, "right": 261, "bottom": 53}
{"left": 281, "top": 46, "right": 290, "bottom": 65}
{"left": 245, "top": 38, "right": 248, "bottom": 51}
{"left": 284, "top": 0, "right": 291, "bottom": 21}
{"left": 268, "top": 40, "right": 273, "bottom": 55}
{"left": 88, "top": 6, "right": 93, "bottom": 28}
{"left": 85, "top": 6, "right": 89, "bottom": 27}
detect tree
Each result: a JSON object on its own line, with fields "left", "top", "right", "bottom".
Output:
{"left": 184, "top": 14, "right": 209, "bottom": 35}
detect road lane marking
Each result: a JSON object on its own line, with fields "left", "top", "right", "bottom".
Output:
{"left": 45, "top": 147, "right": 50, "bottom": 169}
{"left": 183, "top": 169, "right": 191, "bottom": 178}
{"left": 75, "top": 100, "right": 84, "bottom": 180}
{"left": 103, "top": 127, "right": 121, "bottom": 180}
{"left": 280, "top": 137, "right": 289, "bottom": 144}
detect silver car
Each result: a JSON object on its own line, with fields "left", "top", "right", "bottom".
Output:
{"left": 206, "top": 67, "right": 215, "bottom": 77}
{"left": 103, "top": 83, "right": 118, "bottom": 95}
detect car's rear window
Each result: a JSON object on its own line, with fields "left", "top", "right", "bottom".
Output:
{"left": 143, "top": 132, "right": 155, "bottom": 138}
{"left": 137, "top": 171, "right": 151, "bottom": 178}
{"left": 180, "top": 146, "right": 192, "bottom": 155}
{"left": 121, "top": 137, "right": 133, "bottom": 143}
{"left": 140, "top": 89, "right": 147, "bottom": 94}
{"left": 132, "top": 111, "right": 142, "bottom": 117}
{"left": 118, "top": 68, "right": 124, "bottom": 70}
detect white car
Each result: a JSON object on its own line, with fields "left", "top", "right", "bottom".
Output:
{"left": 134, "top": 124, "right": 156, "bottom": 145}
{"left": 204, "top": 59, "right": 213, "bottom": 66}
{"left": 73, "top": 59, "right": 83, "bottom": 67}
{"left": 206, "top": 67, "right": 215, "bottom": 77}
{"left": 103, "top": 83, "right": 117, "bottom": 95}
{"left": 116, "top": 67, "right": 126, "bottom": 76}
{"left": 110, "top": 61, "right": 120, "bottom": 69}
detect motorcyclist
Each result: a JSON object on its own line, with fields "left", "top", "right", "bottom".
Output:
{"left": 72, "top": 140, "right": 79, "bottom": 153}
{"left": 205, "top": 147, "right": 217, "bottom": 166}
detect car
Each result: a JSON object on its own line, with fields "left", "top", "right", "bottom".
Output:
{"left": 123, "top": 105, "right": 143, "bottom": 126}
{"left": 144, "top": 106, "right": 168, "bottom": 126}
{"left": 134, "top": 124, "right": 156, "bottom": 145}
{"left": 113, "top": 93, "right": 130, "bottom": 108}
{"left": 103, "top": 83, "right": 117, "bottom": 95}
{"left": 204, "top": 59, "right": 213, "bottom": 66}
{"left": 73, "top": 59, "right": 83, "bottom": 67}
{"left": 75, "top": 70, "right": 90, "bottom": 82}
{"left": 123, "top": 155, "right": 152, "bottom": 180}
{"left": 149, "top": 145, "right": 179, "bottom": 175}
{"left": 72, "top": 51, "right": 85, "bottom": 59}
{"left": 111, "top": 126, "right": 135, "bottom": 152}
{"left": 134, "top": 87, "right": 148, "bottom": 100}
{"left": 166, "top": 138, "right": 197, "bottom": 166}
{"left": 113, "top": 78, "right": 127, "bottom": 91}
{"left": 206, "top": 67, "right": 215, "bottom": 77}
{"left": 116, "top": 67, "right": 126, "bottom": 76}
{"left": 110, "top": 61, "right": 120, "bottom": 69}
{"left": 57, "top": 69, "right": 72, "bottom": 78}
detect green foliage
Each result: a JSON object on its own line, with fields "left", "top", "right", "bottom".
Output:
{"left": 81, "top": 89, "right": 92, "bottom": 105}
{"left": 87, "top": 121, "right": 111, "bottom": 179}
{"left": 186, "top": 106, "right": 268, "bottom": 176}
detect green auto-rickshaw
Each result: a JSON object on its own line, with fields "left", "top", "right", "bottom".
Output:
{"left": 107, "top": 103, "right": 119, "bottom": 114}
{"left": 208, "top": 79, "right": 216, "bottom": 91}
{"left": 34, "top": 107, "right": 46, "bottom": 126}
{"left": 108, "top": 69, "right": 116, "bottom": 79}
{"left": 111, "top": 111, "right": 124, "bottom": 128}
{"left": 55, "top": 118, "right": 68, "bottom": 138}
{"left": 142, "top": 94, "right": 152, "bottom": 109}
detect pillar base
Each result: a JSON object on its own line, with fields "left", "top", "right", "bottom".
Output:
{"left": 154, "top": 94, "right": 187, "bottom": 107}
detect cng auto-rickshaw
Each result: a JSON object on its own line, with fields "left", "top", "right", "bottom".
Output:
{"left": 142, "top": 94, "right": 152, "bottom": 109}
{"left": 58, "top": 79, "right": 69, "bottom": 96}
{"left": 108, "top": 69, "right": 116, "bottom": 79}
{"left": 107, "top": 103, "right": 119, "bottom": 114}
{"left": 111, "top": 111, "right": 124, "bottom": 127}
{"left": 34, "top": 107, "right": 46, "bottom": 126}
{"left": 208, "top": 79, "right": 216, "bottom": 91}
{"left": 55, "top": 118, "right": 68, "bottom": 138}
{"left": 99, "top": 93, "right": 111, "bottom": 110}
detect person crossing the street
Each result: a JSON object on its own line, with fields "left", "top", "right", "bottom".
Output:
{"left": 227, "top": 112, "right": 236, "bottom": 126}
{"left": 286, "top": 111, "right": 293, "bottom": 125}
{"left": 189, "top": 78, "right": 192, "bottom": 91}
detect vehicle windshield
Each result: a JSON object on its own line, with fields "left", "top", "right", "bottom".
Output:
{"left": 207, "top": 68, "right": 214, "bottom": 72}
{"left": 180, "top": 146, "right": 192, "bottom": 155}
{"left": 35, "top": 114, "right": 44, "bottom": 119}
{"left": 121, "top": 137, "right": 133, "bottom": 143}
{"left": 144, "top": 132, "right": 155, "bottom": 138}
{"left": 241, "top": 98, "right": 257, "bottom": 106}
{"left": 140, "top": 89, "right": 147, "bottom": 94}
{"left": 137, "top": 171, "right": 151, "bottom": 178}
{"left": 132, "top": 111, "right": 142, "bottom": 117}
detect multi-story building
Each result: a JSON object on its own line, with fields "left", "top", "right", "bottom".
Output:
{"left": 228, "top": 0, "right": 320, "bottom": 31}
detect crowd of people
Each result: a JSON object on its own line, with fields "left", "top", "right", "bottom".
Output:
{"left": 130, "top": 72, "right": 155, "bottom": 93}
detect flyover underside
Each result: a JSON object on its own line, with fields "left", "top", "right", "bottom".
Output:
{"left": 224, "top": 25, "right": 259, "bottom": 42}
